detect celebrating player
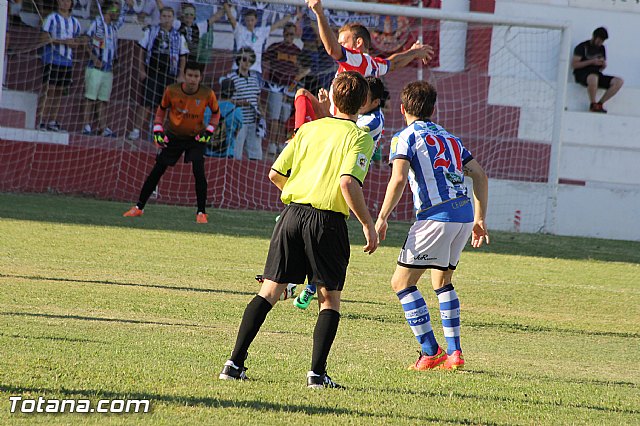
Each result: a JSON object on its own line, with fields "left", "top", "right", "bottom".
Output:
{"left": 219, "top": 71, "right": 378, "bottom": 389}
{"left": 290, "top": 0, "right": 433, "bottom": 134}
{"left": 123, "top": 61, "right": 220, "bottom": 223}
{"left": 375, "top": 81, "right": 489, "bottom": 371}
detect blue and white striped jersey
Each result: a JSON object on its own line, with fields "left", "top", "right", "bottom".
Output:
{"left": 41, "top": 12, "right": 82, "bottom": 67}
{"left": 357, "top": 107, "right": 385, "bottom": 155}
{"left": 86, "top": 13, "right": 125, "bottom": 72}
{"left": 390, "top": 120, "right": 474, "bottom": 222}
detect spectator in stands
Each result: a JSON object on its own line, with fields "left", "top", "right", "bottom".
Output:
{"left": 205, "top": 78, "right": 243, "bottom": 158}
{"left": 38, "top": 0, "right": 84, "bottom": 132}
{"left": 128, "top": 0, "right": 161, "bottom": 26}
{"left": 129, "top": 6, "right": 188, "bottom": 141}
{"left": 572, "top": 27, "right": 624, "bottom": 114}
{"left": 221, "top": 47, "right": 263, "bottom": 160}
{"left": 155, "top": 1, "right": 224, "bottom": 63}
{"left": 82, "top": 0, "right": 125, "bottom": 137}
{"left": 263, "top": 22, "right": 305, "bottom": 155}
{"left": 223, "top": 2, "right": 302, "bottom": 85}
{"left": 298, "top": 13, "right": 335, "bottom": 97}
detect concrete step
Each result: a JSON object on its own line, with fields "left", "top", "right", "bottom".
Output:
{"left": 0, "top": 90, "right": 38, "bottom": 129}
{"left": 565, "top": 82, "right": 640, "bottom": 117}
{"left": 0, "top": 108, "right": 26, "bottom": 128}
{"left": 0, "top": 127, "right": 69, "bottom": 145}
{"left": 562, "top": 111, "right": 639, "bottom": 149}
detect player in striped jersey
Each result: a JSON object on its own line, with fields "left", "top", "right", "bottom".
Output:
{"left": 375, "top": 81, "right": 489, "bottom": 371}
{"left": 38, "top": 0, "right": 84, "bottom": 131}
{"left": 82, "top": 0, "right": 125, "bottom": 137}
{"left": 290, "top": 0, "right": 433, "bottom": 132}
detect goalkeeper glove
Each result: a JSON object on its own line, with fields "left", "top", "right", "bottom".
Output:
{"left": 195, "top": 124, "right": 215, "bottom": 144}
{"left": 153, "top": 124, "right": 168, "bottom": 148}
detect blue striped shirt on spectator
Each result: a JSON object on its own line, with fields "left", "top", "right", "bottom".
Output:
{"left": 41, "top": 12, "right": 82, "bottom": 67}
{"left": 86, "top": 12, "right": 125, "bottom": 72}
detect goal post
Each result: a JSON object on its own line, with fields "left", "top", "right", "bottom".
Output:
{"left": 1, "top": 0, "right": 570, "bottom": 233}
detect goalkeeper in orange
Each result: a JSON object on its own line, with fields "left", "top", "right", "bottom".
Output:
{"left": 123, "top": 61, "right": 220, "bottom": 224}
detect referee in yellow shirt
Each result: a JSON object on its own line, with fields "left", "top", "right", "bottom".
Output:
{"left": 220, "top": 71, "right": 379, "bottom": 389}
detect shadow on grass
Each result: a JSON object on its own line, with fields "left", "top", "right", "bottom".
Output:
{"left": 0, "top": 332, "right": 105, "bottom": 344}
{"left": 0, "top": 273, "right": 385, "bottom": 306}
{"left": 0, "top": 384, "right": 506, "bottom": 425}
{"left": 375, "top": 379, "right": 639, "bottom": 416}
{"left": 468, "top": 368, "right": 638, "bottom": 389}
{"left": 1, "top": 193, "right": 639, "bottom": 263}
{"left": 467, "top": 320, "right": 640, "bottom": 339}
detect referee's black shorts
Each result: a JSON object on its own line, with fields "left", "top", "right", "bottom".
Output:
{"left": 156, "top": 131, "right": 205, "bottom": 166}
{"left": 263, "top": 203, "right": 350, "bottom": 291}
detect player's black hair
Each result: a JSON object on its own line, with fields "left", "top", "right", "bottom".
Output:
{"left": 593, "top": 27, "right": 608, "bottom": 40}
{"left": 220, "top": 78, "right": 235, "bottom": 98}
{"left": 365, "top": 76, "right": 390, "bottom": 109}
{"left": 235, "top": 47, "right": 256, "bottom": 65}
{"left": 185, "top": 61, "right": 205, "bottom": 74}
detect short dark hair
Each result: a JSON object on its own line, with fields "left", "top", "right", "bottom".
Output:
{"left": 339, "top": 23, "right": 371, "bottom": 51}
{"left": 160, "top": 6, "right": 175, "bottom": 16}
{"left": 235, "top": 47, "right": 256, "bottom": 65}
{"left": 593, "top": 27, "right": 608, "bottom": 40}
{"left": 185, "top": 61, "right": 204, "bottom": 74}
{"left": 243, "top": 9, "right": 257, "bottom": 18}
{"left": 365, "top": 76, "right": 389, "bottom": 108}
{"left": 220, "top": 79, "right": 235, "bottom": 98}
{"left": 283, "top": 22, "right": 296, "bottom": 34}
{"left": 401, "top": 81, "right": 437, "bottom": 119}
{"left": 332, "top": 71, "right": 369, "bottom": 115}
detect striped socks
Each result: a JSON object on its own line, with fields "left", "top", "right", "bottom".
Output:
{"left": 435, "top": 284, "right": 461, "bottom": 355}
{"left": 396, "top": 286, "right": 439, "bottom": 356}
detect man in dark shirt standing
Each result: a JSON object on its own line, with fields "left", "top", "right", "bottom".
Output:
{"left": 264, "top": 22, "right": 304, "bottom": 155}
{"left": 572, "top": 27, "right": 623, "bottom": 113}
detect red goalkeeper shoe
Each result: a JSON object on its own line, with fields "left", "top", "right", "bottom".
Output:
{"left": 123, "top": 206, "right": 143, "bottom": 217}
{"left": 408, "top": 346, "right": 447, "bottom": 371}
{"left": 441, "top": 350, "right": 465, "bottom": 371}
{"left": 196, "top": 212, "right": 208, "bottom": 224}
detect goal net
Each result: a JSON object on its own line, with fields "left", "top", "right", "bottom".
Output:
{"left": 0, "top": 0, "right": 567, "bottom": 231}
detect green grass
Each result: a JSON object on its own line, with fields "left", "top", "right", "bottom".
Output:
{"left": 0, "top": 193, "right": 638, "bottom": 425}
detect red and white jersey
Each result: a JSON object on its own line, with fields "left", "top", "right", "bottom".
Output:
{"left": 336, "top": 46, "right": 390, "bottom": 78}
{"left": 329, "top": 47, "right": 391, "bottom": 115}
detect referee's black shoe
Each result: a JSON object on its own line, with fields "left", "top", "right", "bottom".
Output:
{"left": 307, "top": 371, "right": 345, "bottom": 389}
{"left": 219, "top": 360, "right": 248, "bottom": 381}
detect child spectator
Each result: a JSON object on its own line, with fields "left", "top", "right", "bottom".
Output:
{"left": 221, "top": 47, "right": 263, "bottom": 160}
{"left": 129, "top": 6, "right": 188, "bottom": 141}
{"left": 82, "top": 0, "right": 125, "bottom": 137}
{"left": 38, "top": 0, "right": 84, "bottom": 131}
{"left": 205, "top": 78, "right": 243, "bottom": 158}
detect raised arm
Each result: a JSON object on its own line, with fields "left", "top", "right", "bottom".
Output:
{"left": 387, "top": 41, "right": 434, "bottom": 71}
{"left": 223, "top": 2, "right": 237, "bottom": 29}
{"left": 208, "top": 6, "right": 226, "bottom": 26}
{"left": 340, "top": 175, "right": 378, "bottom": 254}
{"left": 306, "top": 0, "right": 343, "bottom": 61}
{"left": 463, "top": 159, "right": 489, "bottom": 248}
{"left": 375, "top": 159, "right": 409, "bottom": 241}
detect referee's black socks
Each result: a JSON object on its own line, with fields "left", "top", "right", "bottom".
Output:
{"left": 230, "top": 295, "right": 273, "bottom": 366}
{"left": 311, "top": 309, "right": 341, "bottom": 375}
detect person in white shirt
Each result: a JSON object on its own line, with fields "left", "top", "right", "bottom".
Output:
{"left": 223, "top": 3, "right": 301, "bottom": 86}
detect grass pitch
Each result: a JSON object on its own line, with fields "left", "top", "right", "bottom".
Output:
{"left": 0, "top": 193, "right": 638, "bottom": 425}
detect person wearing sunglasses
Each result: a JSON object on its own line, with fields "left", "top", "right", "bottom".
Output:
{"left": 221, "top": 47, "right": 264, "bottom": 160}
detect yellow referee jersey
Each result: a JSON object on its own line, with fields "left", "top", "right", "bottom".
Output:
{"left": 271, "top": 117, "right": 374, "bottom": 217}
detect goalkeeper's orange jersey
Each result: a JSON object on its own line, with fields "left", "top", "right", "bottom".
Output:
{"left": 160, "top": 83, "right": 219, "bottom": 137}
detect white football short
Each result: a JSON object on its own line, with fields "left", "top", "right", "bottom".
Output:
{"left": 397, "top": 220, "right": 473, "bottom": 270}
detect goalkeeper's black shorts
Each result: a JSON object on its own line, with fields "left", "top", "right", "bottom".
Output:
{"left": 156, "top": 132, "right": 205, "bottom": 166}
{"left": 262, "top": 203, "right": 349, "bottom": 291}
